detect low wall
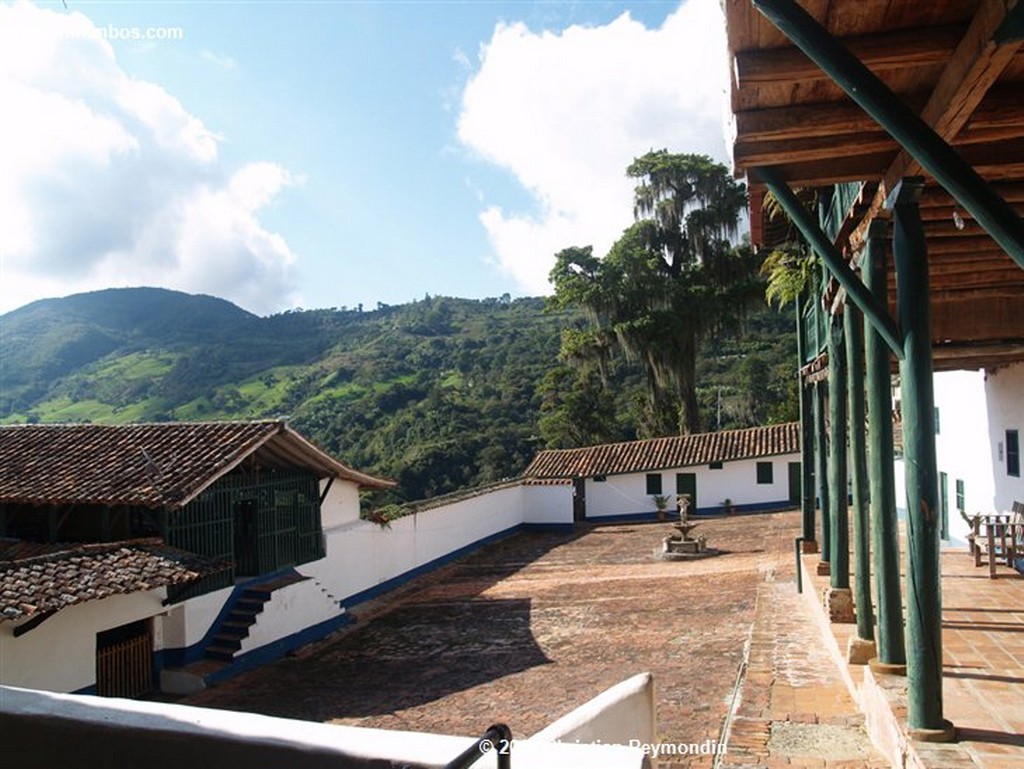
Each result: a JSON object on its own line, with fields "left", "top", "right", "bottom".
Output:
{"left": 1, "top": 686, "right": 648, "bottom": 769}
{"left": 531, "top": 672, "right": 656, "bottom": 747}
{"left": 304, "top": 483, "right": 528, "bottom": 607}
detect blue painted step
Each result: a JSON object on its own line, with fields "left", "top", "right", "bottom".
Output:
{"left": 203, "top": 573, "right": 308, "bottom": 662}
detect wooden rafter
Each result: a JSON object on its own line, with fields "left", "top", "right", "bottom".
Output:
{"left": 849, "top": 0, "right": 1024, "bottom": 250}
{"left": 734, "top": 24, "right": 963, "bottom": 86}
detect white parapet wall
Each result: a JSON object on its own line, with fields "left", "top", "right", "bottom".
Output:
{"left": 2, "top": 685, "right": 650, "bottom": 769}
{"left": 531, "top": 672, "right": 656, "bottom": 747}
{"left": 303, "top": 482, "right": 531, "bottom": 607}
{"left": 522, "top": 479, "right": 574, "bottom": 526}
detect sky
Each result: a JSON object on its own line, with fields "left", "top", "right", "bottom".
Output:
{"left": 0, "top": 0, "right": 732, "bottom": 317}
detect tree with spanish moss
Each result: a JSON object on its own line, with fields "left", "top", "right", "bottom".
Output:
{"left": 549, "top": 150, "right": 761, "bottom": 436}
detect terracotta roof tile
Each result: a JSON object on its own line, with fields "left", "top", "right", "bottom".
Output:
{"left": 523, "top": 422, "right": 801, "bottom": 479}
{"left": 0, "top": 420, "right": 393, "bottom": 509}
{"left": 0, "top": 538, "right": 229, "bottom": 622}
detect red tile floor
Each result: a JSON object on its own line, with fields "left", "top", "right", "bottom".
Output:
{"left": 180, "top": 510, "right": 1024, "bottom": 767}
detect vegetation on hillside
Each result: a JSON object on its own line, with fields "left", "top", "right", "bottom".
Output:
{"left": 0, "top": 286, "right": 797, "bottom": 503}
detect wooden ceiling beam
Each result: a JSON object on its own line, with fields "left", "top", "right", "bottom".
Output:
{"left": 734, "top": 24, "right": 963, "bottom": 86}
{"left": 735, "top": 101, "right": 882, "bottom": 142}
{"left": 747, "top": 151, "right": 897, "bottom": 188}
{"left": 849, "top": 0, "right": 1023, "bottom": 253}
{"left": 923, "top": 234, "right": 1004, "bottom": 255}
{"left": 736, "top": 85, "right": 1023, "bottom": 146}
{"left": 886, "top": 1, "right": 1024, "bottom": 187}
{"left": 927, "top": 288, "right": 1024, "bottom": 303}
{"left": 735, "top": 131, "right": 897, "bottom": 168}
{"left": 922, "top": 262, "right": 1024, "bottom": 280}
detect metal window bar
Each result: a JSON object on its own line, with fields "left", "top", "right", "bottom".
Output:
{"left": 443, "top": 724, "right": 512, "bottom": 769}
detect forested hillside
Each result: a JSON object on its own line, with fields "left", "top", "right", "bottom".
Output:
{"left": 0, "top": 287, "right": 797, "bottom": 502}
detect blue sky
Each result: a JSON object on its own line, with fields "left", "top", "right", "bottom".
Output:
{"left": 0, "top": 0, "right": 731, "bottom": 315}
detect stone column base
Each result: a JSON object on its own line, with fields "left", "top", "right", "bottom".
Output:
{"left": 847, "top": 636, "right": 877, "bottom": 665}
{"left": 908, "top": 719, "right": 956, "bottom": 743}
{"left": 868, "top": 658, "right": 907, "bottom": 676}
{"left": 816, "top": 560, "right": 831, "bottom": 576}
{"left": 822, "top": 586, "right": 855, "bottom": 623}
{"left": 801, "top": 539, "right": 819, "bottom": 554}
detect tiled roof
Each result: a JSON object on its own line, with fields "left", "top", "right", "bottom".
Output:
{"left": 0, "top": 538, "right": 229, "bottom": 622}
{"left": 523, "top": 422, "right": 801, "bottom": 479}
{"left": 0, "top": 420, "right": 394, "bottom": 509}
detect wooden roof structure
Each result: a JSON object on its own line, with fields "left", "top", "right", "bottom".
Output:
{"left": 0, "top": 420, "right": 394, "bottom": 510}
{"left": 723, "top": 0, "right": 1024, "bottom": 370}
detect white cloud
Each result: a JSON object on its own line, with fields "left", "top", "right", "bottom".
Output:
{"left": 457, "top": 0, "right": 730, "bottom": 295}
{"left": 0, "top": 2, "right": 299, "bottom": 315}
{"left": 201, "top": 49, "right": 238, "bottom": 70}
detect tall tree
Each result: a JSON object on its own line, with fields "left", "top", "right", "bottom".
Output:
{"left": 549, "top": 151, "right": 760, "bottom": 435}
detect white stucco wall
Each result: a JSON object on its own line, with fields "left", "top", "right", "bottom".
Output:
{"left": 986, "top": 362, "right": 1024, "bottom": 511}
{"left": 159, "top": 586, "right": 235, "bottom": 652}
{"left": 923, "top": 363, "right": 1024, "bottom": 544}
{"left": 931, "top": 369, "right": 994, "bottom": 543}
{"left": 238, "top": 578, "right": 342, "bottom": 655}
{"left": 302, "top": 484, "right": 525, "bottom": 606}
{"left": 0, "top": 589, "right": 167, "bottom": 694}
{"left": 584, "top": 454, "right": 800, "bottom": 518}
{"left": 531, "top": 672, "right": 656, "bottom": 747}
{"left": 521, "top": 482, "right": 574, "bottom": 525}
{"left": 319, "top": 478, "right": 362, "bottom": 528}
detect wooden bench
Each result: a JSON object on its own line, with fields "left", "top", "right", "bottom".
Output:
{"left": 966, "top": 501, "right": 1024, "bottom": 578}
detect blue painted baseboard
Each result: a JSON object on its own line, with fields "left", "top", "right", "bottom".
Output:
{"left": 521, "top": 522, "right": 575, "bottom": 533}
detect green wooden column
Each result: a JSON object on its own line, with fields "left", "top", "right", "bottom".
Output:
{"left": 814, "top": 378, "right": 831, "bottom": 567}
{"left": 864, "top": 219, "right": 906, "bottom": 670}
{"left": 828, "top": 312, "right": 849, "bottom": 591}
{"left": 845, "top": 300, "right": 874, "bottom": 644}
{"left": 891, "top": 179, "right": 950, "bottom": 737}
{"left": 797, "top": 293, "right": 817, "bottom": 549}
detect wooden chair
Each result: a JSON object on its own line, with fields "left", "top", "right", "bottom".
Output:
{"left": 966, "top": 503, "right": 1024, "bottom": 578}
{"left": 1011, "top": 500, "right": 1024, "bottom": 574}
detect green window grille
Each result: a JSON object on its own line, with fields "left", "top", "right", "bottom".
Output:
{"left": 646, "top": 474, "right": 662, "bottom": 495}
{"left": 166, "top": 486, "right": 235, "bottom": 603}
{"left": 166, "top": 469, "right": 325, "bottom": 602}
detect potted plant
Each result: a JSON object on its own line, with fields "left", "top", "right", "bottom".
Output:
{"left": 652, "top": 494, "right": 672, "bottom": 521}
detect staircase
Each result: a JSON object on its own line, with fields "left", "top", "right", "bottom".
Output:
{"left": 204, "top": 572, "right": 309, "bottom": 662}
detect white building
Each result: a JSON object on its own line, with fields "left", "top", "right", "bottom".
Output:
{"left": 522, "top": 422, "right": 802, "bottom": 520}
{"left": 899, "top": 361, "right": 1024, "bottom": 545}
{"left": 0, "top": 420, "right": 393, "bottom": 696}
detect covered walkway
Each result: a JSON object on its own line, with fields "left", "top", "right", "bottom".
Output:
{"left": 799, "top": 542, "right": 1024, "bottom": 768}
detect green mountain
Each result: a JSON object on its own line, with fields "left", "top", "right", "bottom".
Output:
{"left": 0, "top": 287, "right": 798, "bottom": 502}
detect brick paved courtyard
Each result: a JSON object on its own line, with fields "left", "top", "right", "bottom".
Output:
{"left": 183, "top": 512, "right": 803, "bottom": 763}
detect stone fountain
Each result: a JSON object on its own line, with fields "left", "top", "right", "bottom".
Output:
{"left": 657, "top": 494, "right": 720, "bottom": 561}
